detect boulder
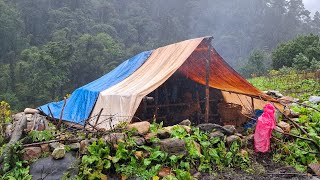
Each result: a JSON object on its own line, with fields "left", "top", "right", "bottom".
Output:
{"left": 309, "top": 96, "right": 320, "bottom": 104}
{"left": 164, "top": 125, "right": 191, "bottom": 134}
{"left": 274, "top": 126, "right": 284, "bottom": 134}
{"left": 159, "top": 138, "right": 186, "bottom": 156}
{"left": 266, "top": 90, "right": 283, "bottom": 98}
{"left": 80, "top": 139, "right": 89, "bottom": 154}
{"left": 22, "top": 147, "right": 42, "bottom": 161}
{"left": 52, "top": 146, "right": 65, "bottom": 159}
{"left": 208, "top": 131, "right": 224, "bottom": 138}
{"left": 196, "top": 123, "right": 233, "bottom": 135}
{"left": 49, "top": 142, "right": 63, "bottom": 151}
{"left": 158, "top": 167, "right": 173, "bottom": 178}
{"left": 308, "top": 163, "right": 320, "bottom": 176}
{"left": 277, "top": 121, "right": 290, "bottom": 133}
{"left": 182, "top": 125, "right": 191, "bottom": 133}
{"left": 226, "top": 135, "right": 241, "bottom": 144}
{"left": 241, "top": 134, "right": 254, "bottom": 147}
{"left": 279, "top": 96, "right": 300, "bottom": 104}
{"left": 24, "top": 108, "right": 40, "bottom": 114}
{"left": 144, "top": 133, "right": 156, "bottom": 143}
{"left": 132, "top": 136, "right": 145, "bottom": 146}
{"left": 30, "top": 152, "right": 79, "bottom": 180}
{"left": 127, "top": 121, "right": 150, "bottom": 135}
{"left": 12, "top": 112, "right": 24, "bottom": 122}
{"left": 104, "top": 133, "right": 127, "bottom": 144}
{"left": 5, "top": 123, "right": 13, "bottom": 139}
{"left": 223, "top": 125, "right": 236, "bottom": 134}
{"left": 157, "top": 129, "right": 170, "bottom": 139}
{"left": 178, "top": 119, "right": 191, "bottom": 126}
{"left": 40, "top": 144, "right": 50, "bottom": 153}
{"left": 69, "top": 143, "right": 80, "bottom": 150}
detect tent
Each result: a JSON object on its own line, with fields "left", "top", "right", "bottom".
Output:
{"left": 39, "top": 36, "right": 278, "bottom": 129}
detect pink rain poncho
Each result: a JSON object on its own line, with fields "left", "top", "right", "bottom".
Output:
{"left": 254, "top": 103, "right": 276, "bottom": 152}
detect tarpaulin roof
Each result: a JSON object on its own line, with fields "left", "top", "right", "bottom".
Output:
{"left": 38, "top": 51, "right": 152, "bottom": 124}
{"left": 39, "top": 36, "right": 277, "bottom": 129}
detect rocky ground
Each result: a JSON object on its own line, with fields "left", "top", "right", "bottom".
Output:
{"left": 1, "top": 105, "right": 319, "bottom": 179}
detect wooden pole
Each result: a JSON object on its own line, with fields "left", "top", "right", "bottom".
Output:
{"left": 205, "top": 43, "right": 211, "bottom": 123}
{"left": 251, "top": 97, "right": 255, "bottom": 112}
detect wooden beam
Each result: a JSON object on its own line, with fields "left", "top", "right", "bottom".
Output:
{"left": 205, "top": 44, "right": 211, "bottom": 123}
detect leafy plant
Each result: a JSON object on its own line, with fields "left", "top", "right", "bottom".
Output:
{"left": 1, "top": 142, "right": 32, "bottom": 179}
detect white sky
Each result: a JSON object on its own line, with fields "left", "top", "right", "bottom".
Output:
{"left": 303, "top": 0, "right": 320, "bottom": 14}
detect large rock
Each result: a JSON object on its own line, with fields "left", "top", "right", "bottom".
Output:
{"left": 222, "top": 125, "right": 236, "bottom": 134}
{"left": 158, "top": 167, "right": 173, "bottom": 178}
{"left": 159, "top": 138, "right": 186, "bottom": 156}
{"left": 69, "top": 143, "right": 80, "bottom": 151}
{"left": 157, "top": 129, "right": 170, "bottom": 139}
{"left": 5, "top": 123, "right": 13, "bottom": 139}
{"left": 179, "top": 119, "right": 191, "bottom": 126}
{"left": 22, "top": 147, "right": 42, "bottom": 161}
{"left": 80, "top": 139, "right": 89, "bottom": 154}
{"left": 40, "top": 143, "right": 50, "bottom": 153}
{"left": 226, "top": 135, "right": 241, "bottom": 145}
{"left": 104, "top": 133, "right": 127, "bottom": 144}
{"left": 266, "top": 90, "right": 283, "bottom": 98}
{"left": 279, "top": 96, "right": 300, "bottom": 104}
{"left": 12, "top": 112, "right": 24, "bottom": 122}
{"left": 24, "top": 108, "right": 40, "bottom": 114}
{"left": 144, "top": 133, "right": 156, "bottom": 143}
{"left": 30, "top": 152, "right": 79, "bottom": 180}
{"left": 52, "top": 146, "right": 65, "bottom": 159}
{"left": 49, "top": 142, "right": 63, "bottom": 151}
{"left": 278, "top": 121, "right": 291, "bottom": 133}
{"left": 309, "top": 96, "right": 320, "bottom": 104}
{"left": 127, "top": 121, "right": 150, "bottom": 135}
{"left": 163, "top": 125, "right": 191, "bottom": 134}
{"left": 309, "top": 163, "right": 320, "bottom": 176}
{"left": 196, "top": 123, "right": 233, "bottom": 135}
{"left": 132, "top": 136, "right": 145, "bottom": 146}
{"left": 208, "top": 131, "right": 224, "bottom": 138}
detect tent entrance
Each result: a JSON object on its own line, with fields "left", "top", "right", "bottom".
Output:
{"left": 133, "top": 71, "right": 251, "bottom": 127}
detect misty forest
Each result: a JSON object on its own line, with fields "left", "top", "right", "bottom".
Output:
{"left": 1, "top": 0, "right": 320, "bottom": 179}
{"left": 0, "top": 0, "right": 320, "bottom": 109}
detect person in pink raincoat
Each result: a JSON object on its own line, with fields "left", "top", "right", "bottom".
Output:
{"left": 254, "top": 103, "right": 276, "bottom": 152}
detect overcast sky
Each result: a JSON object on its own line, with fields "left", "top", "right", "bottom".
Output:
{"left": 303, "top": 0, "right": 320, "bottom": 14}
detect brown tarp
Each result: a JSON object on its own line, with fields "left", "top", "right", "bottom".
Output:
{"left": 89, "top": 37, "right": 279, "bottom": 129}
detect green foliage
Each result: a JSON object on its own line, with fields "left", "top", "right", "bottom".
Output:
{"left": 76, "top": 124, "right": 253, "bottom": 179}
{"left": 239, "top": 50, "right": 271, "bottom": 78}
{"left": 248, "top": 69, "right": 320, "bottom": 101}
{"left": 28, "top": 130, "right": 54, "bottom": 142}
{"left": 293, "top": 53, "right": 310, "bottom": 71}
{"left": 272, "top": 104, "right": 320, "bottom": 172}
{"left": 272, "top": 34, "right": 320, "bottom": 69}
{"left": 0, "top": 101, "right": 11, "bottom": 146}
{"left": 0, "top": 142, "right": 32, "bottom": 179}
{"left": 76, "top": 139, "right": 112, "bottom": 180}
{"left": 0, "top": 101, "right": 11, "bottom": 123}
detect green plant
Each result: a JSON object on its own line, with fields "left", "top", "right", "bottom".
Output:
{"left": 272, "top": 104, "right": 320, "bottom": 172}
{"left": 28, "top": 130, "right": 54, "bottom": 142}
{"left": 76, "top": 139, "right": 112, "bottom": 179}
{"left": 1, "top": 142, "right": 32, "bottom": 179}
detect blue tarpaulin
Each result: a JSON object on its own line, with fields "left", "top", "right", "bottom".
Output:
{"left": 38, "top": 50, "right": 153, "bottom": 124}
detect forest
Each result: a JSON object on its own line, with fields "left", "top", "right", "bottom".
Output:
{"left": 1, "top": 0, "right": 320, "bottom": 179}
{"left": 1, "top": 0, "right": 320, "bottom": 110}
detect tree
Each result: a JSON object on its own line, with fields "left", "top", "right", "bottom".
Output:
{"left": 272, "top": 34, "right": 320, "bottom": 69}
{"left": 293, "top": 53, "right": 310, "bottom": 71}
{"left": 239, "top": 50, "right": 270, "bottom": 78}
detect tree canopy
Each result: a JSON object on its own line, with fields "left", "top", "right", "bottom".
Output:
{"left": 0, "top": 0, "right": 319, "bottom": 110}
